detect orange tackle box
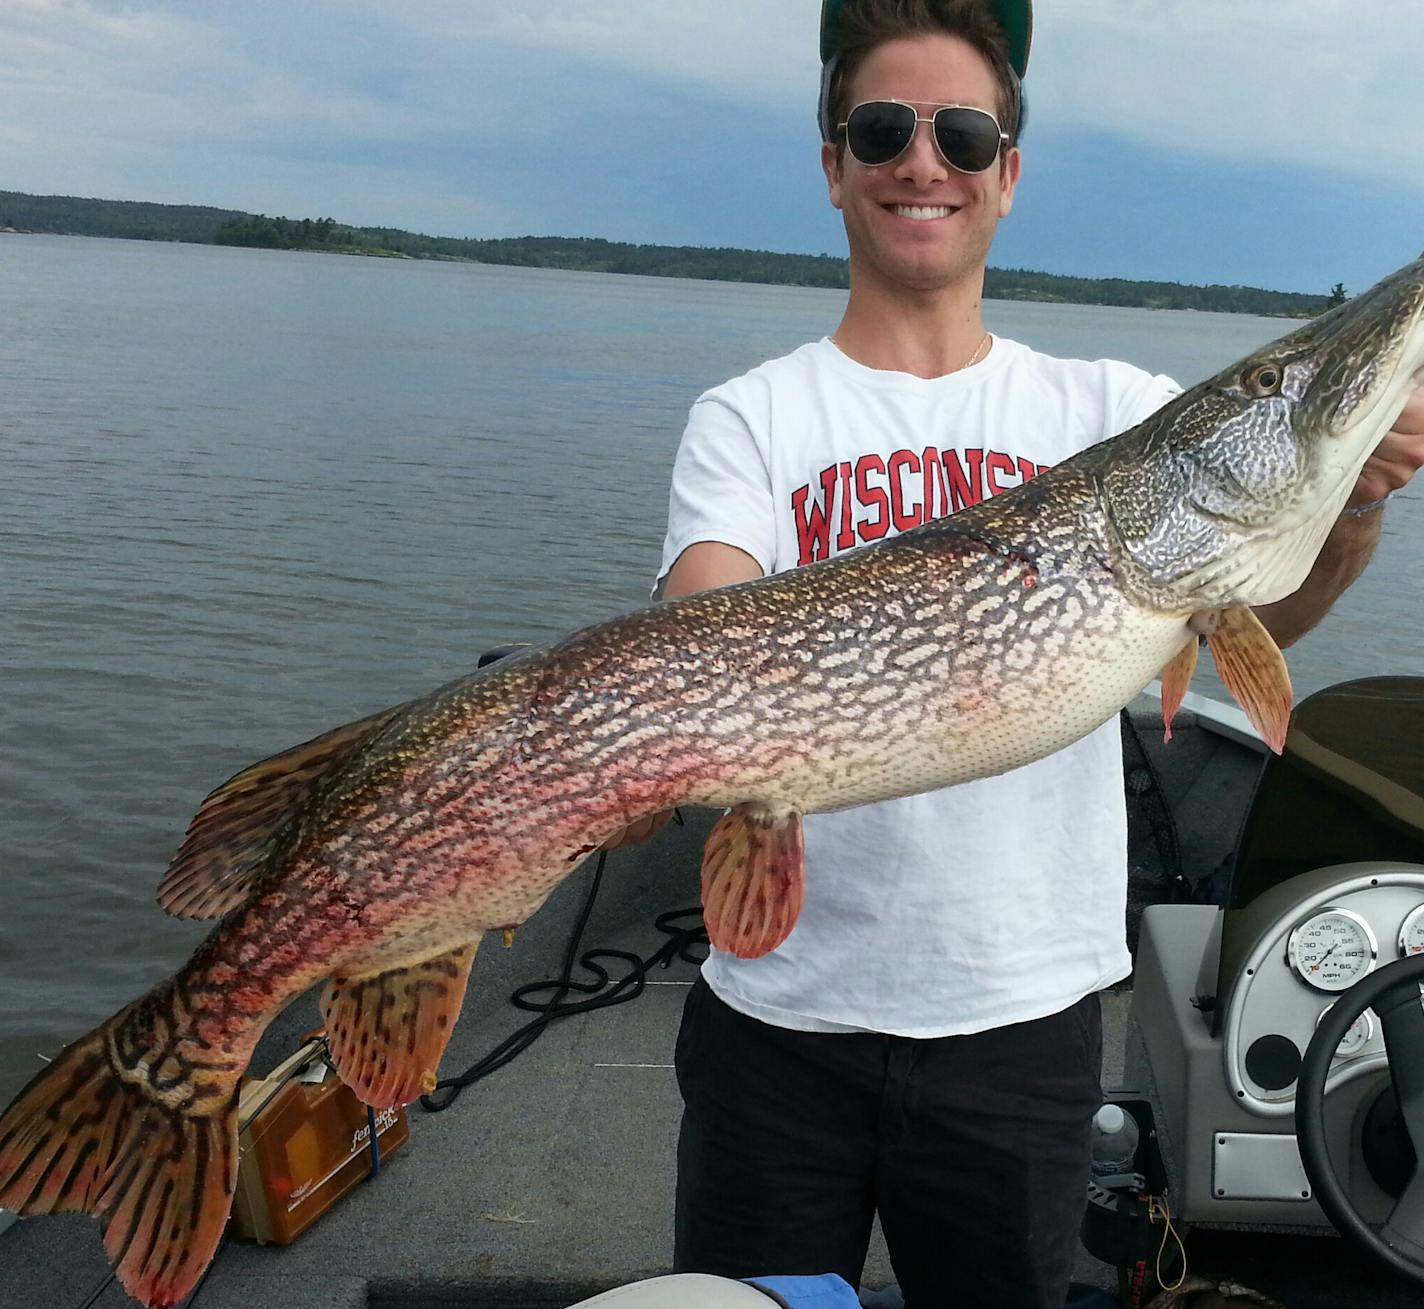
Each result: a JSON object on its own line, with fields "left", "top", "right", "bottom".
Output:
{"left": 229, "top": 1035, "right": 410, "bottom": 1245}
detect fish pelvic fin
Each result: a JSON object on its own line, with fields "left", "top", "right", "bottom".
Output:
{"left": 1202, "top": 606, "right": 1294, "bottom": 754}
{"left": 159, "top": 704, "right": 404, "bottom": 918}
{"left": 700, "top": 802, "right": 806, "bottom": 959}
{"left": 320, "top": 941, "right": 479, "bottom": 1109}
{"left": 0, "top": 1009, "right": 240, "bottom": 1309}
{"left": 1159, "top": 630, "right": 1200, "bottom": 744}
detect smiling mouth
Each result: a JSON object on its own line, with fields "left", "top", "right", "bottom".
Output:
{"left": 889, "top": 204, "right": 956, "bottom": 221}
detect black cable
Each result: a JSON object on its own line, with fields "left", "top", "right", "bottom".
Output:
{"left": 72, "top": 1235, "right": 228, "bottom": 1309}
{"left": 183, "top": 1237, "right": 226, "bottom": 1307}
{"left": 420, "top": 845, "right": 707, "bottom": 1113}
{"left": 75, "top": 1270, "right": 114, "bottom": 1309}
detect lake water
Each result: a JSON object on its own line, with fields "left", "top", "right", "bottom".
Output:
{"left": 1, "top": 235, "right": 1420, "bottom": 1104}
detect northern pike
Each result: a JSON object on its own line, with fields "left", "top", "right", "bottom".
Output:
{"left": 2, "top": 253, "right": 1423, "bottom": 1307}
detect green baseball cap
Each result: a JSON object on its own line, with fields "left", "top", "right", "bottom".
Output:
{"left": 819, "top": 0, "right": 1033, "bottom": 78}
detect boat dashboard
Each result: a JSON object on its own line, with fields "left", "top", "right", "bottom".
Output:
{"left": 1217, "top": 864, "right": 1424, "bottom": 1116}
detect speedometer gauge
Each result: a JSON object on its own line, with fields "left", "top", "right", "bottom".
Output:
{"left": 1287, "top": 908, "right": 1377, "bottom": 991}
{"left": 1399, "top": 904, "right": 1424, "bottom": 957}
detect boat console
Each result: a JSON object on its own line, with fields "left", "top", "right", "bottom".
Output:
{"left": 1125, "top": 676, "right": 1424, "bottom": 1286}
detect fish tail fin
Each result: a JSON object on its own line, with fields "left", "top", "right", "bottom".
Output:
{"left": 0, "top": 1005, "right": 240, "bottom": 1309}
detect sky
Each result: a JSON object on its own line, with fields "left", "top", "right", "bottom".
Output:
{"left": 1, "top": 0, "right": 1421, "bottom": 295}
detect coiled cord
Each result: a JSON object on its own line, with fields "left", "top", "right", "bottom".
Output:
{"left": 421, "top": 843, "right": 707, "bottom": 1113}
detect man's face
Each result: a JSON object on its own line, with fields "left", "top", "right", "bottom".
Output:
{"left": 822, "top": 33, "right": 1021, "bottom": 295}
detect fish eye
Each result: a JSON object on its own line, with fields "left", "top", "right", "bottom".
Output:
{"left": 1243, "top": 362, "right": 1284, "bottom": 397}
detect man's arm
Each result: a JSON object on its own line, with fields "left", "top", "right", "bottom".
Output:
{"left": 660, "top": 541, "right": 764, "bottom": 600}
{"left": 1255, "top": 391, "right": 1424, "bottom": 647}
{"left": 1252, "top": 511, "right": 1382, "bottom": 648}
{"left": 598, "top": 541, "right": 764, "bottom": 852}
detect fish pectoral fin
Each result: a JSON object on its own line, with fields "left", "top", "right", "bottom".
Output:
{"left": 320, "top": 940, "right": 479, "bottom": 1109}
{"left": 1159, "top": 630, "right": 1200, "bottom": 744}
{"left": 158, "top": 703, "right": 405, "bottom": 919}
{"left": 1203, "top": 605, "right": 1293, "bottom": 755}
{"left": 700, "top": 803, "right": 805, "bottom": 960}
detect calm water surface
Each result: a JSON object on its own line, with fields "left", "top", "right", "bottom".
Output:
{"left": 1, "top": 235, "right": 1420, "bottom": 1102}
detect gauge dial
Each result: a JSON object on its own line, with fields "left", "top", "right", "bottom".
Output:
{"left": 1317, "top": 1004, "right": 1374, "bottom": 1058}
{"left": 1287, "top": 908, "right": 1377, "bottom": 992}
{"left": 1399, "top": 904, "right": 1424, "bottom": 957}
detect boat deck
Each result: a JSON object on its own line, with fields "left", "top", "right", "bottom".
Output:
{"left": 2, "top": 706, "right": 1420, "bottom": 1308}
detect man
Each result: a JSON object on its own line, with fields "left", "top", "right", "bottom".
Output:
{"left": 614, "top": 2, "right": 1424, "bottom": 1304}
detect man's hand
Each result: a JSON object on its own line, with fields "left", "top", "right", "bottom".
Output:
{"left": 1346, "top": 381, "right": 1424, "bottom": 507}
{"left": 599, "top": 809, "right": 676, "bottom": 853}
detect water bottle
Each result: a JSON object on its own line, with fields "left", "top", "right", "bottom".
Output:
{"left": 1088, "top": 1102, "right": 1140, "bottom": 1187}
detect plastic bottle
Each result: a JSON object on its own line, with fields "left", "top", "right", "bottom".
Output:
{"left": 1088, "top": 1102, "right": 1140, "bottom": 1184}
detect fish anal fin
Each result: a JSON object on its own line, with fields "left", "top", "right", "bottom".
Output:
{"left": 320, "top": 941, "right": 479, "bottom": 1110}
{"left": 1159, "top": 632, "right": 1200, "bottom": 744}
{"left": 158, "top": 704, "right": 404, "bottom": 919}
{"left": 0, "top": 1014, "right": 239, "bottom": 1309}
{"left": 1205, "top": 606, "right": 1294, "bottom": 754}
{"left": 700, "top": 803, "right": 805, "bottom": 959}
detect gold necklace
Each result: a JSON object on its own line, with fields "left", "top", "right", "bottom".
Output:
{"left": 831, "top": 329, "right": 991, "bottom": 373}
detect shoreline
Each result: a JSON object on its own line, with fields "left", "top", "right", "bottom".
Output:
{"left": 1, "top": 227, "right": 1320, "bottom": 316}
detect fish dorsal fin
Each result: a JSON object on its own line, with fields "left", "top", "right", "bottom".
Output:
{"left": 700, "top": 802, "right": 806, "bottom": 959}
{"left": 158, "top": 705, "right": 403, "bottom": 919}
{"left": 1202, "top": 605, "right": 1294, "bottom": 754}
{"left": 320, "top": 942, "right": 479, "bottom": 1109}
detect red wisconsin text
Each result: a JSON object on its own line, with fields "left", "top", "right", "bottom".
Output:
{"left": 791, "top": 446, "right": 1050, "bottom": 566}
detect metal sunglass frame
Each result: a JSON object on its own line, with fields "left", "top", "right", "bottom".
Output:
{"left": 836, "top": 99, "right": 1009, "bottom": 174}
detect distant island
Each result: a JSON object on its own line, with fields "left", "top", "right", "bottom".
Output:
{"left": 0, "top": 189, "right": 1346, "bottom": 318}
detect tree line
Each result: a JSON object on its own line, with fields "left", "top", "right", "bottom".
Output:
{"left": 4, "top": 189, "right": 1340, "bottom": 317}
{"left": 212, "top": 215, "right": 361, "bottom": 250}
{"left": 1, "top": 190, "right": 244, "bottom": 243}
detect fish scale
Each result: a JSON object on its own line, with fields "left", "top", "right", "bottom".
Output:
{"left": 471, "top": 470, "right": 1169, "bottom": 827}
{"left": 2, "top": 252, "right": 1422, "bottom": 1308}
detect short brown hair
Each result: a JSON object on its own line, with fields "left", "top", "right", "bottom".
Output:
{"left": 827, "top": 0, "right": 1022, "bottom": 147}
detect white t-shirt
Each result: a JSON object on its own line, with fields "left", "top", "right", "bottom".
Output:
{"left": 657, "top": 335, "right": 1180, "bottom": 1037}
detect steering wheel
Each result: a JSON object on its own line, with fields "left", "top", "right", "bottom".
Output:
{"left": 1296, "top": 952, "right": 1424, "bottom": 1287}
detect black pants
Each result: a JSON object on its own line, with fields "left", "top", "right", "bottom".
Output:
{"left": 673, "top": 979, "right": 1103, "bottom": 1309}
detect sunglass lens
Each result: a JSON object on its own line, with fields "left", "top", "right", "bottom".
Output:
{"left": 845, "top": 102, "right": 916, "bottom": 166}
{"left": 932, "top": 108, "right": 1002, "bottom": 173}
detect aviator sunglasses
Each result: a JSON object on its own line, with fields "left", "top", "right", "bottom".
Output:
{"left": 837, "top": 100, "right": 1008, "bottom": 173}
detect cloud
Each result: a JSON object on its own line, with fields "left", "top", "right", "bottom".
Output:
{"left": 326, "top": 0, "right": 1423, "bottom": 183}
{"left": 1032, "top": 1, "right": 1422, "bottom": 178}
{"left": 0, "top": 1, "right": 430, "bottom": 153}
{"left": 333, "top": 0, "right": 823, "bottom": 115}
{"left": 0, "top": 0, "right": 1417, "bottom": 287}
{"left": 7, "top": 0, "right": 1417, "bottom": 189}
{"left": 0, "top": 0, "right": 473, "bottom": 217}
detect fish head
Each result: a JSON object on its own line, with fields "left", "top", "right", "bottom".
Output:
{"left": 1247, "top": 250, "right": 1424, "bottom": 511}
{"left": 1105, "top": 251, "right": 1424, "bottom": 610}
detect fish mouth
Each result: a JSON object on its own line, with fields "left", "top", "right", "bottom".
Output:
{"left": 1283, "top": 254, "right": 1424, "bottom": 518}
{"left": 1321, "top": 255, "right": 1424, "bottom": 436}
{"left": 1330, "top": 280, "right": 1424, "bottom": 448}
